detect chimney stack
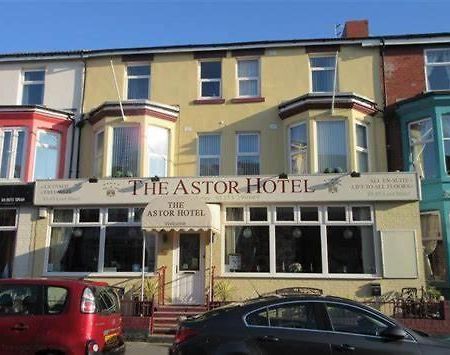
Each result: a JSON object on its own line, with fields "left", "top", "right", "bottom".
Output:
{"left": 342, "top": 20, "right": 369, "bottom": 38}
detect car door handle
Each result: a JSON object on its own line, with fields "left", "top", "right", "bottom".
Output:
{"left": 11, "top": 323, "right": 29, "bottom": 331}
{"left": 333, "top": 344, "right": 356, "bottom": 352}
{"left": 257, "top": 335, "right": 280, "bottom": 342}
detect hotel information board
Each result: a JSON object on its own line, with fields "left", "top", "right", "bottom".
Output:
{"left": 34, "top": 173, "right": 420, "bottom": 206}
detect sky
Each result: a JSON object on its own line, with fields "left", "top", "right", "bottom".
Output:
{"left": 1, "top": 0, "right": 450, "bottom": 54}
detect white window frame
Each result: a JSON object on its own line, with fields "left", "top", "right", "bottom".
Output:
{"left": 21, "top": 68, "right": 45, "bottom": 105}
{"left": 236, "top": 58, "right": 260, "bottom": 98}
{"left": 147, "top": 125, "right": 169, "bottom": 177}
{"left": 108, "top": 124, "right": 141, "bottom": 177}
{"left": 222, "top": 205, "right": 379, "bottom": 279}
{"left": 288, "top": 122, "right": 308, "bottom": 174}
{"left": 408, "top": 117, "right": 434, "bottom": 178}
{"left": 198, "top": 60, "right": 222, "bottom": 99}
{"left": 309, "top": 54, "right": 338, "bottom": 93}
{"left": 125, "top": 63, "right": 151, "bottom": 100}
{"left": 424, "top": 48, "right": 450, "bottom": 92}
{"left": 198, "top": 133, "right": 221, "bottom": 176}
{"left": 0, "top": 127, "right": 27, "bottom": 181}
{"left": 93, "top": 130, "right": 104, "bottom": 177}
{"left": 236, "top": 132, "right": 260, "bottom": 175}
{"left": 315, "top": 119, "right": 348, "bottom": 173}
{"left": 44, "top": 207, "right": 157, "bottom": 277}
{"left": 355, "top": 122, "right": 370, "bottom": 172}
{"left": 441, "top": 115, "right": 450, "bottom": 175}
{"left": 33, "top": 129, "right": 61, "bottom": 180}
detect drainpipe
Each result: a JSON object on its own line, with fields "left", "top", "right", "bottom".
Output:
{"left": 75, "top": 53, "right": 87, "bottom": 178}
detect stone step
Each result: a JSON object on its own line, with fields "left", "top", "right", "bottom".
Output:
{"left": 153, "top": 311, "right": 202, "bottom": 318}
{"left": 152, "top": 325, "right": 177, "bottom": 335}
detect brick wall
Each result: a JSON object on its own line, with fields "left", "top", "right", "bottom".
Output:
{"left": 396, "top": 301, "right": 450, "bottom": 335}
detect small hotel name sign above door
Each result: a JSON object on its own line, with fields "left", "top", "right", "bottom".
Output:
{"left": 34, "top": 173, "right": 420, "bottom": 206}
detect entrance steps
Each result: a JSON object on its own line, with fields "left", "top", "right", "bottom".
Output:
{"left": 152, "top": 305, "right": 208, "bottom": 335}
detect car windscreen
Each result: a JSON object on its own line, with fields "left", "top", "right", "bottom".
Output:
{"left": 94, "top": 287, "right": 121, "bottom": 314}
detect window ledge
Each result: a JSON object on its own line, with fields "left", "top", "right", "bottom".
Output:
{"left": 43, "top": 272, "right": 156, "bottom": 278}
{"left": 221, "top": 272, "right": 381, "bottom": 279}
{"left": 193, "top": 98, "right": 225, "bottom": 105}
{"left": 231, "top": 97, "right": 265, "bottom": 104}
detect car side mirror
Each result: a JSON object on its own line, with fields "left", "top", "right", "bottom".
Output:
{"left": 380, "top": 326, "right": 407, "bottom": 340}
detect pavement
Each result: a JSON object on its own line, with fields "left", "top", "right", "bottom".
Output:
{"left": 125, "top": 341, "right": 170, "bottom": 355}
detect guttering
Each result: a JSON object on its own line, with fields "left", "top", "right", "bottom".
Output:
{"left": 0, "top": 105, "right": 74, "bottom": 120}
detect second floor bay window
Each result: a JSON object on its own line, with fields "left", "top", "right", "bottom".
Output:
{"left": 200, "top": 61, "right": 221, "bottom": 98}
{"left": 198, "top": 134, "right": 221, "bottom": 176}
{"left": 22, "top": 70, "right": 45, "bottom": 105}
{"left": 425, "top": 49, "right": 450, "bottom": 91}
{"left": 310, "top": 56, "right": 337, "bottom": 93}
{"left": 0, "top": 128, "right": 26, "bottom": 180}
{"left": 408, "top": 118, "right": 437, "bottom": 179}
{"left": 111, "top": 126, "right": 139, "bottom": 177}
{"left": 317, "top": 121, "right": 347, "bottom": 173}
{"left": 148, "top": 126, "right": 169, "bottom": 177}
{"left": 289, "top": 123, "right": 308, "bottom": 174}
{"left": 34, "top": 130, "right": 61, "bottom": 179}
{"left": 237, "top": 133, "right": 260, "bottom": 175}
{"left": 126, "top": 64, "right": 150, "bottom": 100}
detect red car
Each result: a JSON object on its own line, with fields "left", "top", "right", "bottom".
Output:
{"left": 0, "top": 278, "right": 125, "bottom": 355}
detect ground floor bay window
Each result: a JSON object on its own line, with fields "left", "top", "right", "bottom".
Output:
{"left": 46, "top": 207, "right": 156, "bottom": 275}
{"left": 224, "top": 205, "right": 377, "bottom": 277}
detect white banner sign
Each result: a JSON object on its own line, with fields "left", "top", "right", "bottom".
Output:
{"left": 34, "top": 173, "right": 420, "bottom": 206}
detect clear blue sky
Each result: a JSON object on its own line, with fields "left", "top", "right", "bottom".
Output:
{"left": 1, "top": 0, "right": 449, "bottom": 54}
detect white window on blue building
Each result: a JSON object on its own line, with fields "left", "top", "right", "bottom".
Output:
{"left": 408, "top": 118, "right": 437, "bottom": 179}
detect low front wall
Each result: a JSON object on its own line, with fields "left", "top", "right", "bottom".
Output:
{"left": 396, "top": 302, "right": 450, "bottom": 335}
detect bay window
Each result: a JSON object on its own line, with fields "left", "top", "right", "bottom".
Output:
{"left": 425, "top": 49, "right": 450, "bottom": 91}
{"left": 199, "top": 134, "right": 221, "bottom": 176}
{"left": 126, "top": 64, "right": 150, "bottom": 100}
{"left": 22, "top": 70, "right": 45, "bottom": 105}
{"left": 289, "top": 123, "right": 308, "bottom": 174}
{"left": 34, "top": 130, "right": 61, "bottom": 179}
{"left": 0, "top": 128, "right": 26, "bottom": 180}
{"left": 408, "top": 118, "right": 436, "bottom": 178}
{"left": 47, "top": 207, "right": 156, "bottom": 274}
{"left": 317, "top": 121, "right": 347, "bottom": 173}
{"left": 224, "top": 205, "right": 377, "bottom": 276}
{"left": 237, "top": 133, "right": 260, "bottom": 175}
{"left": 237, "top": 59, "right": 260, "bottom": 97}
{"left": 94, "top": 131, "right": 104, "bottom": 177}
{"left": 421, "top": 212, "right": 447, "bottom": 281}
{"left": 111, "top": 126, "right": 139, "bottom": 177}
{"left": 148, "top": 126, "right": 169, "bottom": 177}
{"left": 442, "top": 115, "right": 450, "bottom": 174}
{"left": 356, "top": 123, "right": 369, "bottom": 172}
{"left": 310, "top": 56, "right": 337, "bottom": 93}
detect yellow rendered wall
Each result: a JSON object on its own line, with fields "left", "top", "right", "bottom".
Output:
{"left": 81, "top": 46, "right": 384, "bottom": 178}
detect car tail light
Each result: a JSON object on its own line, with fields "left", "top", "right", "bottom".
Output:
{"left": 81, "top": 288, "right": 96, "bottom": 314}
{"left": 86, "top": 340, "right": 99, "bottom": 354}
{"left": 175, "top": 327, "right": 199, "bottom": 344}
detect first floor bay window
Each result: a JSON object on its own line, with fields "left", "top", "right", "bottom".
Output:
{"left": 0, "top": 128, "right": 26, "bottom": 180}
{"left": 148, "top": 126, "right": 169, "bottom": 177}
{"left": 34, "top": 130, "right": 61, "bottom": 179}
{"left": 408, "top": 118, "right": 436, "bottom": 178}
{"left": 317, "top": 120, "right": 347, "bottom": 173}
{"left": 289, "top": 123, "right": 308, "bottom": 174}
{"left": 111, "top": 126, "right": 139, "bottom": 177}
{"left": 224, "top": 205, "right": 376, "bottom": 276}
{"left": 47, "top": 207, "right": 155, "bottom": 274}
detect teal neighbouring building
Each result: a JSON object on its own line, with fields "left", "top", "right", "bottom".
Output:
{"left": 397, "top": 92, "right": 450, "bottom": 296}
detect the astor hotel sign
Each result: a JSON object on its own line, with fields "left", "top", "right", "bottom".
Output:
{"left": 34, "top": 173, "right": 420, "bottom": 206}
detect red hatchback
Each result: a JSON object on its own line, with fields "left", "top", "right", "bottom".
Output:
{"left": 0, "top": 278, "right": 125, "bottom": 355}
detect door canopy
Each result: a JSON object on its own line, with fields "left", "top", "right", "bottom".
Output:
{"left": 142, "top": 197, "right": 220, "bottom": 232}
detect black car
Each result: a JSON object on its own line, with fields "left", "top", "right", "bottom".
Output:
{"left": 169, "top": 295, "right": 450, "bottom": 355}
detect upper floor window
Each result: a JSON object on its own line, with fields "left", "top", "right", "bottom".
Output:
{"left": 34, "top": 130, "right": 61, "bottom": 180}
{"left": 442, "top": 115, "right": 450, "bottom": 175}
{"left": 22, "top": 70, "right": 45, "bottom": 105}
{"left": 198, "top": 134, "right": 221, "bottom": 176}
{"left": 237, "top": 59, "right": 260, "bottom": 97}
{"left": 408, "top": 118, "right": 437, "bottom": 179}
{"left": 310, "top": 56, "right": 337, "bottom": 93}
{"left": 0, "top": 128, "right": 26, "bottom": 180}
{"left": 200, "top": 61, "right": 221, "bottom": 98}
{"left": 126, "top": 65, "right": 150, "bottom": 100}
{"left": 425, "top": 49, "right": 450, "bottom": 91}
{"left": 111, "top": 126, "right": 139, "bottom": 177}
{"left": 94, "top": 131, "right": 104, "bottom": 177}
{"left": 237, "top": 133, "right": 260, "bottom": 175}
{"left": 289, "top": 123, "right": 308, "bottom": 174}
{"left": 356, "top": 123, "right": 369, "bottom": 172}
{"left": 317, "top": 120, "right": 347, "bottom": 173}
{"left": 148, "top": 126, "right": 168, "bottom": 177}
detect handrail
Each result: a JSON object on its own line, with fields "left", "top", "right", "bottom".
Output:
{"left": 155, "top": 265, "right": 167, "bottom": 306}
